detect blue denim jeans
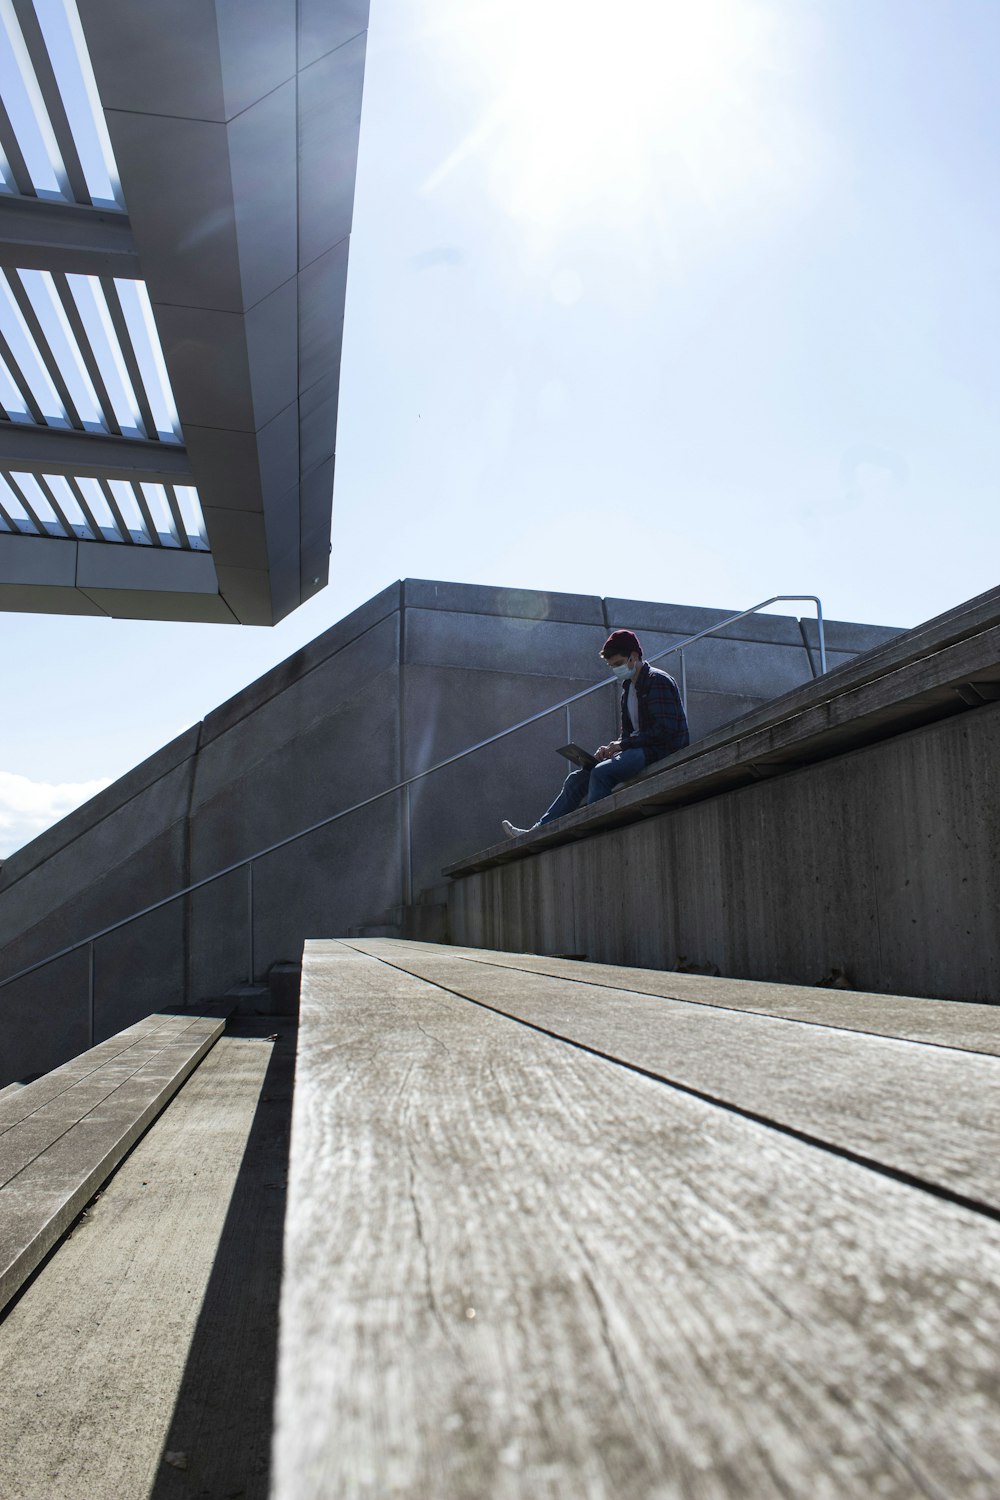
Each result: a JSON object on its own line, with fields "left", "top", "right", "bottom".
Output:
{"left": 537, "top": 748, "right": 647, "bottom": 826}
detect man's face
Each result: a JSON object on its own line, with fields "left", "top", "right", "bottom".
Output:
{"left": 606, "top": 653, "right": 639, "bottom": 679}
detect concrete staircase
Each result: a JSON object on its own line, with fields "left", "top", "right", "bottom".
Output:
{"left": 3, "top": 941, "right": 999, "bottom": 1497}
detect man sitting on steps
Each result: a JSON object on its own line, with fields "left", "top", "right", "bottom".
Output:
{"left": 502, "top": 629, "right": 690, "bottom": 837}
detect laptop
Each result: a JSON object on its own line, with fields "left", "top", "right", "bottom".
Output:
{"left": 556, "top": 743, "right": 598, "bottom": 770}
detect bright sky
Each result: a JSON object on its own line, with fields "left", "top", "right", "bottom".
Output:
{"left": 1, "top": 0, "right": 998, "bottom": 855}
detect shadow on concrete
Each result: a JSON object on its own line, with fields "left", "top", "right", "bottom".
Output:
{"left": 150, "top": 1018, "right": 296, "bottom": 1500}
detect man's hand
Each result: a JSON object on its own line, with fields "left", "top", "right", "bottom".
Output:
{"left": 594, "top": 741, "right": 621, "bottom": 762}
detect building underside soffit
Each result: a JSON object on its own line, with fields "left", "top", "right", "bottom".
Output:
{"left": 0, "top": 0, "right": 208, "bottom": 557}
{"left": 0, "top": 0, "right": 369, "bottom": 622}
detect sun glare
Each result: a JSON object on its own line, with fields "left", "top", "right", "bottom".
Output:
{"left": 425, "top": 0, "right": 802, "bottom": 250}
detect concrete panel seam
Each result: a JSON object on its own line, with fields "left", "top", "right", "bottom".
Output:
{"left": 0, "top": 780, "right": 199, "bottom": 902}
{"left": 145, "top": 237, "right": 345, "bottom": 319}
{"left": 73, "top": 589, "right": 112, "bottom": 617}
{"left": 3, "top": 807, "right": 193, "bottom": 920}
{"left": 297, "top": 351, "right": 347, "bottom": 414}
{"left": 407, "top": 602, "right": 604, "bottom": 628}
{"left": 297, "top": 230, "right": 351, "bottom": 281}
{"left": 402, "top": 580, "right": 606, "bottom": 625}
{"left": 147, "top": 276, "right": 297, "bottom": 316}
{"left": 104, "top": 55, "right": 302, "bottom": 130}
{"left": 400, "top": 658, "right": 619, "bottom": 685}
{"left": 199, "top": 600, "right": 403, "bottom": 746}
{"left": 298, "top": 28, "right": 369, "bottom": 78}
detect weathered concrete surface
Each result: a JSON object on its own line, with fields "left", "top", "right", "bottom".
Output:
{"left": 448, "top": 700, "right": 1000, "bottom": 1004}
{"left": 0, "top": 579, "right": 895, "bottom": 1086}
{"left": 0, "top": 1020, "right": 294, "bottom": 1500}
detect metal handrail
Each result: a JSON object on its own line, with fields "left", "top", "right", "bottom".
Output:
{"left": 0, "top": 593, "right": 825, "bottom": 1006}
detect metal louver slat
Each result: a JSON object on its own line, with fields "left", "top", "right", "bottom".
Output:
{"left": 164, "top": 483, "right": 191, "bottom": 550}
{"left": 11, "top": 0, "right": 89, "bottom": 206}
{"left": 0, "top": 323, "right": 45, "bottom": 421}
{"left": 36, "top": 470, "right": 88, "bottom": 538}
{"left": 96, "top": 473, "right": 138, "bottom": 543}
{"left": 51, "top": 268, "right": 120, "bottom": 433}
{"left": 5, "top": 468, "right": 49, "bottom": 532}
{"left": 130, "top": 479, "right": 160, "bottom": 543}
{"left": 5, "top": 265, "right": 82, "bottom": 426}
{"left": 0, "top": 485, "right": 21, "bottom": 529}
{"left": 64, "top": 471, "right": 109, "bottom": 539}
{"left": 0, "top": 93, "right": 32, "bottom": 196}
{"left": 99, "top": 274, "right": 155, "bottom": 441}
{"left": 0, "top": 0, "right": 68, "bottom": 200}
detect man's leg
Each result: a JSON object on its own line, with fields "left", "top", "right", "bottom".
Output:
{"left": 585, "top": 749, "right": 646, "bottom": 805}
{"left": 537, "top": 766, "right": 592, "bottom": 826}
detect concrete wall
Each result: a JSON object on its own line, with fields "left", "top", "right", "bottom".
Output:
{"left": 0, "top": 579, "right": 896, "bottom": 1084}
{"left": 448, "top": 701, "right": 1000, "bottom": 1005}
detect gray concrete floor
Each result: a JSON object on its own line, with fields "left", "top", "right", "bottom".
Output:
{"left": 0, "top": 1018, "right": 295, "bottom": 1500}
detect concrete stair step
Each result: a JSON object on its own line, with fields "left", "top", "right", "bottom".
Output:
{"left": 274, "top": 939, "right": 1000, "bottom": 1496}
{"left": 223, "top": 961, "right": 302, "bottom": 1018}
{"left": 224, "top": 984, "right": 273, "bottom": 1015}
{"left": 0, "top": 1018, "right": 296, "bottom": 1500}
{"left": 386, "top": 903, "right": 449, "bottom": 943}
{"left": 0, "top": 1008, "right": 228, "bottom": 1316}
{"left": 351, "top": 894, "right": 448, "bottom": 944}
{"left": 267, "top": 961, "right": 301, "bottom": 1017}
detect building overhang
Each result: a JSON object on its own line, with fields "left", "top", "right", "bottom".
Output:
{"left": 0, "top": 0, "right": 368, "bottom": 624}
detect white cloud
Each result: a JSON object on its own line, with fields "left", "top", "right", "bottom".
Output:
{"left": 0, "top": 771, "right": 112, "bottom": 860}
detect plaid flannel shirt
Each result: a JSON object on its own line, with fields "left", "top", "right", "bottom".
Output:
{"left": 619, "top": 661, "right": 689, "bottom": 766}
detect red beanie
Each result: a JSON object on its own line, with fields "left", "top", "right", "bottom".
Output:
{"left": 601, "top": 629, "right": 642, "bottom": 659}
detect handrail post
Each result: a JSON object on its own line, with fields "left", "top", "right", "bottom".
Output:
{"left": 403, "top": 783, "right": 413, "bottom": 908}
{"left": 816, "top": 598, "right": 827, "bottom": 674}
{"left": 247, "top": 861, "right": 255, "bottom": 985}
{"left": 87, "top": 941, "right": 95, "bottom": 1048}
{"left": 680, "top": 652, "right": 688, "bottom": 716}
{"left": 564, "top": 705, "right": 571, "bottom": 744}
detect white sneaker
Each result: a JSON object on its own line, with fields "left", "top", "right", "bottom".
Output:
{"left": 502, "top": 819, "right": 531, "bottom": 838}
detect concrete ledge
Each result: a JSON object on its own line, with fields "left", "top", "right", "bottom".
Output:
{"left": 449, "top": 612, "right": 1000, "bottom": 875}
{"left": 402, "top": 578, "right": 607, "bottom": 625}
{"left": 0, "top": 1009, "right": 227, "bottom": 1315}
